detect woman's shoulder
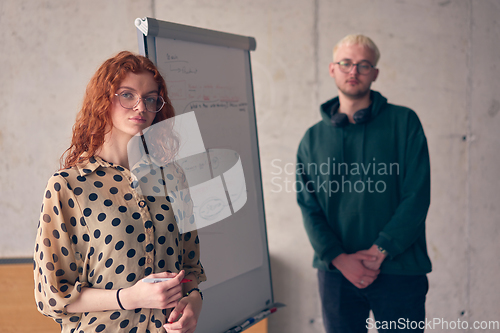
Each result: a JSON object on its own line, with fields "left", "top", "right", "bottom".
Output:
{"left": 46, "top": 166, "right": 80, "bottom": 184}
{"left": 39, "top": 168, "right": 80, "bottom": 208}
{"left": 44, "top": 157, "right": 101, "bottom": 191}
{"left": 52, "top": 156, "right": 105, "bottom": 181}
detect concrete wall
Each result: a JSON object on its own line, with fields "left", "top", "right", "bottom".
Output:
{"left": 1, "top": 0, "right": 498, "bottom": 332}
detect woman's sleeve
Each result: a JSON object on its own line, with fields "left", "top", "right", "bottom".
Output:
{"left": 34, "top": 174, "right": 89, "bottom": 323}
{"left": 181, "top": 228, "right": 206, "bottom": 284}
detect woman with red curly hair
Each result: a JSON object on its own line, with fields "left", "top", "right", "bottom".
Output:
{"left": 34, "top": 51, "right": 206, "bottom": 333}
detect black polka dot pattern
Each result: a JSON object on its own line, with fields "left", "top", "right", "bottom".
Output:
{"left": 34, "top": 156, "right": 205, "bottom": 332}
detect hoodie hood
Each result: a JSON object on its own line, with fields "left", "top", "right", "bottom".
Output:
{"left": 320, "top": 90, "right": 388, "bottom": 126}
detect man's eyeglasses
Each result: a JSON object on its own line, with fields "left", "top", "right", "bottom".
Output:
{"left": 114, "top": 92, "right": 165, "bottom": 113}
{"left": 334, "top": 60, "right": 375, "bottom": 75}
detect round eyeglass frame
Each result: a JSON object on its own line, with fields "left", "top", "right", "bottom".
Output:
{"left": 114, "top": 93, "right": 165, "bottom": 113}
{"left": 334, "top": 61, "right": 375, "bottom": 75}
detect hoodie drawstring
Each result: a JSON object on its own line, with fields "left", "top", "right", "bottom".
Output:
{"left": 339, "top": 128, "right": 346, "bottom": 176}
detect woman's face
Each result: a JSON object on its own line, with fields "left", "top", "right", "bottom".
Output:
{"left": 109, "top": 71, "right": 158, "bottom": 139}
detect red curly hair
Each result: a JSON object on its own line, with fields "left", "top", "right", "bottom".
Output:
{"left": 62, "top": 51, "right": 176, "bottom": 169}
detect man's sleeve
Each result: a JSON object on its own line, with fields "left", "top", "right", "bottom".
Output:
{"left": 296, "top": 140, "right": 344, "bottom": 265}
{"left": 374, "top": 113, "right": 431, "bottom": 258}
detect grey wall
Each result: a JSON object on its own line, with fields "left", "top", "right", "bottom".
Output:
{"left": 1, "top": 0, "right": 498, "bottom": 332}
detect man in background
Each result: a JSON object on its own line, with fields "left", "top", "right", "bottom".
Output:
{"left": 296, "top": 34, "right": 432, "bottom": 332}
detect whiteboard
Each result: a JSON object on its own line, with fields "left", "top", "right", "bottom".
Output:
{"left": 136, "top": 18, "right": 275, "bottom": 333}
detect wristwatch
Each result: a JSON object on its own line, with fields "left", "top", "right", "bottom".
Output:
{"left": 377, "top": 246, "right": 388, "bottom": 256}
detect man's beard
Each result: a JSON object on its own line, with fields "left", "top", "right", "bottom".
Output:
{"left": 338, "top": 85, "right": 371, "bottom": 100}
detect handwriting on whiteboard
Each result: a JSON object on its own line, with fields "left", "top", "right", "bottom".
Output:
{"left": 166, "top": 61, "right": 198, "bottom": 75}
{"left": 166, "top": 53, "right": 178, "bottom": 61}
{"left": 184, "top": 101, "right": 248, "bottom": 113}
{"left": 167, "top": 81, "right": 242, "bottom": 102}
{"left": 163, "top": 53, "right": 198, "bottom": 75}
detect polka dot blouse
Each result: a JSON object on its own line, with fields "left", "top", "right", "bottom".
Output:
{"left": 34, "top": 156, "right": 206, "bottom": 333}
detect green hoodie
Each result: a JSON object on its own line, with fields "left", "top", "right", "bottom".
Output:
{"left": 297, "top": 90, "right": 431, "bottom": 275}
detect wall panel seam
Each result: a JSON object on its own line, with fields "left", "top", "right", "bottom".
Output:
{"left": 465, "top": 0, "right": 473, "bottom": 328}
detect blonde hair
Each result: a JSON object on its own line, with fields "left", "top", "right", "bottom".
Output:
{"left": 333, "top": 34, "right": 380, "bottom": 66}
